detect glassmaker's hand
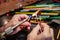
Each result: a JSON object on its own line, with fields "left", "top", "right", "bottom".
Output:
{"left": 27, "top": 23, "right": 54, "bottom": 40}
{"left": 0, "top": 14, "right": 31, "bottom": 35}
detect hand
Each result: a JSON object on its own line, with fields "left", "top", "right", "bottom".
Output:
{"left": 0, "top": 14, "right": 31, "bottom": 35}
{"left": 27, "top": 23, "right": 54, "bottom": 40}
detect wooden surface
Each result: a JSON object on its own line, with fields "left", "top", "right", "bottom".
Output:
{"left": 0, "top": 0, "right": 37, "bottom": 15}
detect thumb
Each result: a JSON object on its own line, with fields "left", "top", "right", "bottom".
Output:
{"left": 41, "top": 23, "right": 50, "bottom": 33}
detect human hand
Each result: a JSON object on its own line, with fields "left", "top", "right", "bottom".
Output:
{"left": 27, "top": 23, "right": 54, "bottom": 40}
{"left": 0, "top": 14, "right": 31, "bottom": 35}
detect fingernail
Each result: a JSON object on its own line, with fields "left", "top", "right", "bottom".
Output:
{"left": 27, "top": 27, "right": 30, "bottom": 30}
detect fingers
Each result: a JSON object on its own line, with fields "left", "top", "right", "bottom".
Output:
{"left": 27, "top": 22, "right": 54, "bottom": 40}
{"left": 37, "top": 23, "right": 50, "bottom": 38}
{"left": 11, "top": 22, "right": 31, "bottom": 35}
{"left": 6, "top": 14, "right": 31, "bottom": 35}
{"left": 19, "top": 14, "right": 30, "bottom": 21}
{"left": 37, "top": 23, "right": 53, "bottom": 40}
{"left": 13, "top": 14, "right": 30, "bottom": 23}
{"left": 41, "top": 23, "right": 50, "bottom": 33}
{"left": 21, "top": 22, "right": 31, "bottom": 30}
{"left": 22, "top": 22, "right": 31, "bottom": 27}
{"left": 29, "top": 23, "right": 50, "bottom": 35}
{"left": 11, "top": 26, "right": 21, "bottom": 35}
{"left": 14, "top": 14, "right": 29, "bottom": 19}
{"left": 38, "top": 23, "right": 53, "bottom": 38}
{"left": 27, "top": 24, "right": 41, "bottom": 40}
{"left": 29, "top": 24, "right": 41, "bottom": 35}
{"left": 10, "top": 14, "right": 30, "bottom": 27}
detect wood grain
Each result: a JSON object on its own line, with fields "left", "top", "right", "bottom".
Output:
{"left": 0, "top": 0, "right": 37, "bottom": 15}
